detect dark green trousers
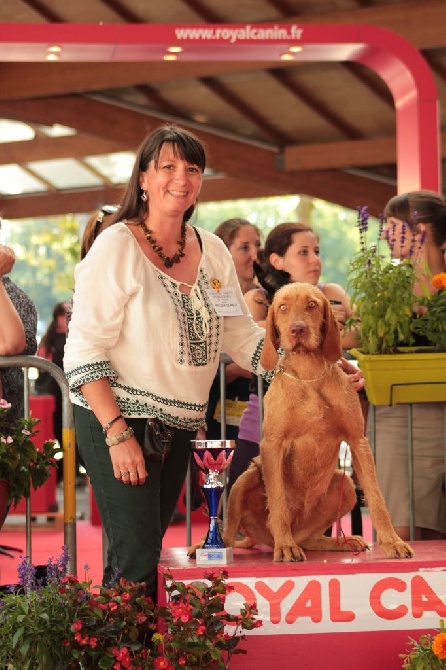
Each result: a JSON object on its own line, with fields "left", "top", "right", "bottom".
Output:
{"left": 74, "top": 405, "right": 194, "bottom": 601}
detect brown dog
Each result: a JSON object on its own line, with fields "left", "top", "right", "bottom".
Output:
{"left": 222, "top": 282, "right": 413, "bottom": 561}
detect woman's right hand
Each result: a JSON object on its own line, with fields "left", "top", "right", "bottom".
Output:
{"left": 109, "top": 436, "right": 148, "bottom": 486}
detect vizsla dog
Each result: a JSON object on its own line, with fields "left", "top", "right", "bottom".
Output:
{"left": 222, "top": 282, "right": 413, "bottom": 561}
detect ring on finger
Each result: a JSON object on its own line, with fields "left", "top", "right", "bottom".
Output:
{"left": 129, "top": 471, "right": 138, "bottom": 476}
{"left": 120, "top": 471, "right": 129, "bottom": 477}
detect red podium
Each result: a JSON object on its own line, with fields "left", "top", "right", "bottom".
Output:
{"left": 12, "top": 395, "right": 58, "bottom": 515}
{"left": 158, "top": 542, "right": 446, "bottom": 670}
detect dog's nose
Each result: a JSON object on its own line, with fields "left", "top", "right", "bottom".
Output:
{"left": 290, "top": 322, "right": 307, "bottom": 337}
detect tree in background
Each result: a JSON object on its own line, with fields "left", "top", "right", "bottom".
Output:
{"left": 5, "top": 214, "right": 80, "bottom": 335}
{"left": 4, "top": 197, "right": 379, "bottom": 334}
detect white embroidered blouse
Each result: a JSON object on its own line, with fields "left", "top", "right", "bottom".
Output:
{"left": 64, "top": 222, "right": 265, "bottom": 430}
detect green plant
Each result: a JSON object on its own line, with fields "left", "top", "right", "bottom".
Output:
{"left": 411, "top": 272, "right": 446, "bottom": 353}
{"left": 0, "top": 549, "right": 261, "bottom": 669}
{"left": 346, "top": 206, "right": 424, "bottom": 355}
{"left": 0, "top": 398, "right": 60, "bottom": 507}
{"left": 401, "top": 620, "right": 446, "bottom": 669}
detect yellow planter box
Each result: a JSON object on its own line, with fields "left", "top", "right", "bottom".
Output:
{"left": 349, "top": 348, "right": 446, "bottom": 406}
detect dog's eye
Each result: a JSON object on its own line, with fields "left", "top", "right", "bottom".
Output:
{"left": 308, "top": 300, "right": 317, "bottom": 309}
{"left": 279, "top": 303, "right": 287, "bottom": 312}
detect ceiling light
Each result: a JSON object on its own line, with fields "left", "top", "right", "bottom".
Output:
{"left": 280, "top": 53, "right": 294, "bottom": 61}
{"left": 163, "top": 54, "right": 177, "bottom": 61}
{"left": 289, "top": 45, "right": 303, "bottom": 53}
{"left": 45, "top": 53, "right": 60, "bottom": 61}
{"left": 167, "top": 46, "right": 183, "bottom": 53}
{"left": 47, "top": 45, "right": 62, "bottom": 53}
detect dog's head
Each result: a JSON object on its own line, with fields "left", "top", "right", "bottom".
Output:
{"left": 260, "top": 282, "right": 343, "bottom": 369}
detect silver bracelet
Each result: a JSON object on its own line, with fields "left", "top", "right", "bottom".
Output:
{"left": 105, "top": 426, "right": 134, "bottom": 447}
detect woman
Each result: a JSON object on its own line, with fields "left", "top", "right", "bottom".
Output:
{"left": 63, "top": 124, "right": 266, "bottom": 600}
{"left": 205, "top": 218, "right": 261, "bottom": 441}
{"left": 227, "top": 222, "right": 362, "bottom": 501}
{"left": 35, "top": 301, "right": 69, "bottom": 482}
{"left": 374, "top": 190, "right": 446, "bottom": 541}
{"left": 0, "top": 243, "right": 37, "bottom": 427}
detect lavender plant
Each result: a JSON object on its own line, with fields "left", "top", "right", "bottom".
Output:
{"left": 346, "top": 206, "right": 423, "bottom": 354}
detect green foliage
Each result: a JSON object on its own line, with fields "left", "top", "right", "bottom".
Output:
{"left": 347, "top": 247, "right": 416, "bottom": 354}
{"left": 0, "top": 399, "right": 60, "bottom": 507}
{"left": 401, "top": 621, "right": 446, "bottom": 669}
{"left": 0, "top": 551, "right": 261, "bottom": 670}
{"left": 6, "top": 214, "right": 80, "bottom": 328}
{"left": 411, "top": 273, "right": 446, "bottom": 353}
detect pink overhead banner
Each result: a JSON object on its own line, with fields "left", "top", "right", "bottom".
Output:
{"left": 0, "top": 22, "right": 440, "bottom": 194}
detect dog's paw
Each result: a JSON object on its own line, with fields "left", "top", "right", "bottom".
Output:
{"left": 187, "top": 541, "right": 203, "bottom": 559}
{"left": 274, "top": 544, "right": 306, "bottom": 562}
{"left": 380, "top": 539, "right": 414, "bottom": 559}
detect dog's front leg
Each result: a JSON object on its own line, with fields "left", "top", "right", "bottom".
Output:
{"left": 352, "top": 436, "right": 413, "bottom": 558}
{"left": 260, "top": 438, "right": 306, "bottom": 562}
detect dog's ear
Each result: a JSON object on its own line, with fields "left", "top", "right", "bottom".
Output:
{"left": 260, "top": 304, "right": 280, "bottom": 370}
{"left": 322, "top": 296, "right": 343, "bottom": 363}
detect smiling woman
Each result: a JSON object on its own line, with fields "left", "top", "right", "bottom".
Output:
{"left": 64, "top": 123, "right": 266, "bottom": 603}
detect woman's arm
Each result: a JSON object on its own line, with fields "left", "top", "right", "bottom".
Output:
{"left": 324, "top": 282, "right": 362, "bottom": 349}
{"left": 0, "top": 246, "right": 26, "bottom": 355}
{"left": 80, "top": 378, "right": 148, "bottom": 484}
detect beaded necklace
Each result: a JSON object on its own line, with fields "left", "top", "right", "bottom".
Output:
{"left": 139, "top": 220, "right": 187, "bottom": 269}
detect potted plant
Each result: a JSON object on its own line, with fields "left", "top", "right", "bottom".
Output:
{"left": 400, "top": 619, "right": 446, "bottom": 669}
{"left": 0, "top": 397, "right": 60, "bottom": 527}
{"left": 0, "top": 547, "right": 261, "bottom": 669}
{"left": 347, "top": 207, "right": 446, "bottom": 405}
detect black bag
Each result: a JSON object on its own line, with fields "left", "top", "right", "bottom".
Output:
{"left": 143, "top": 418, "right": 175, "bottom": 464}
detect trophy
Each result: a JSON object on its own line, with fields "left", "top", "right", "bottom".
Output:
{"left": 190, "top": 439, "right": 235, "bottom": 565}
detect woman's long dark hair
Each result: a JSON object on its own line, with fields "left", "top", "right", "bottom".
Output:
{"left": 39, "top": 302, "right": 67, "bottom": 356}
{"left": 254, "top": 222, "right": 314, "bottom": 302}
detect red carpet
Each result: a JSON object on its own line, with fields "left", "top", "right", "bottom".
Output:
{"left": 0, "top": 512, "right": 210, "bottom": 587}
{"left": 0, "top": 509, "right": 372, "bottom": 587}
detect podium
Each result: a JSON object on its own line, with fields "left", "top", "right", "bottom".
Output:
{"left": 158, "top": 542, "right": 446, "bottom": 670}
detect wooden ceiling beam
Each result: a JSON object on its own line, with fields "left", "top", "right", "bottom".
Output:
{"left": 0, "top": 61, "right": 292, "bottom": 102}
{"left": 0, "top": 134, "right": 127, "bottom": 165}
{"left": 0, "top": 168, "right": 394, "bottom": 220}
{"left": 269, "top": 69, "right": 364, "bottom": 140}
{"left": 284, "top": 134, "right": 446, "bottom": 171}
{"left": 0, "top": 95, "right": 301, "bottom": 191}
{"left": 199, "top": 77, "right": 291, "bottom": 145}
{"left": 284, "top": 136, "right": 396, "bottom": 171}
{"left": 19, "top": 0, "right": 64, "bottom": 22}
{"left": 283, "top": 0, "right": 446, "bottom": 51}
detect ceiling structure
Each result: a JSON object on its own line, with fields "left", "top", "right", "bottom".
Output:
{"left": 0, "top": 0, "right": 445, "bottom": 221}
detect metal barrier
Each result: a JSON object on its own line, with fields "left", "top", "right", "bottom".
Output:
{"left": 0, "top": 355, "right": 77, "bottom": 573}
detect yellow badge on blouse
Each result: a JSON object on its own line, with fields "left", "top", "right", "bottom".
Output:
{"left": 210, "top": 277, "right": 222, "bottom": 291}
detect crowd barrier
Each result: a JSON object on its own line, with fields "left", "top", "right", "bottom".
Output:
{"left": 0, "top": 355, "right": 77, "bottom": 573}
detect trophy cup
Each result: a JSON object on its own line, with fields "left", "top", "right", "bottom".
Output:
{"left": 190, "top": 439, "right": 235, "bottom": 566}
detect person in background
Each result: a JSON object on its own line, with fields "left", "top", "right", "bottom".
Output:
{"left": 35, "top": 301, "right": 69, "bottom": 483}
{"left": 227, "top": 222, "right": 364, "bottom": 534}
{"left": 80, "top": 205, "right": 118, "bottom": 261}
{"left": 0, "top": 243, "right": 37, "bottom": 428}
{"left": 205, "top": 218, "right": 261, "bottom": 442}
{"left": 64, "top": 124, "right": 266, "bottom": 602}
{"left": 373, "top": 190, "right": 446, "bottom": 541}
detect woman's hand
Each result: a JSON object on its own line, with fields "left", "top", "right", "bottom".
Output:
{"left": 109, "top": 436, "right": 148, "bottom": 486}
{"left": 338, "top": 357, "right": 365, "bottom": 392}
